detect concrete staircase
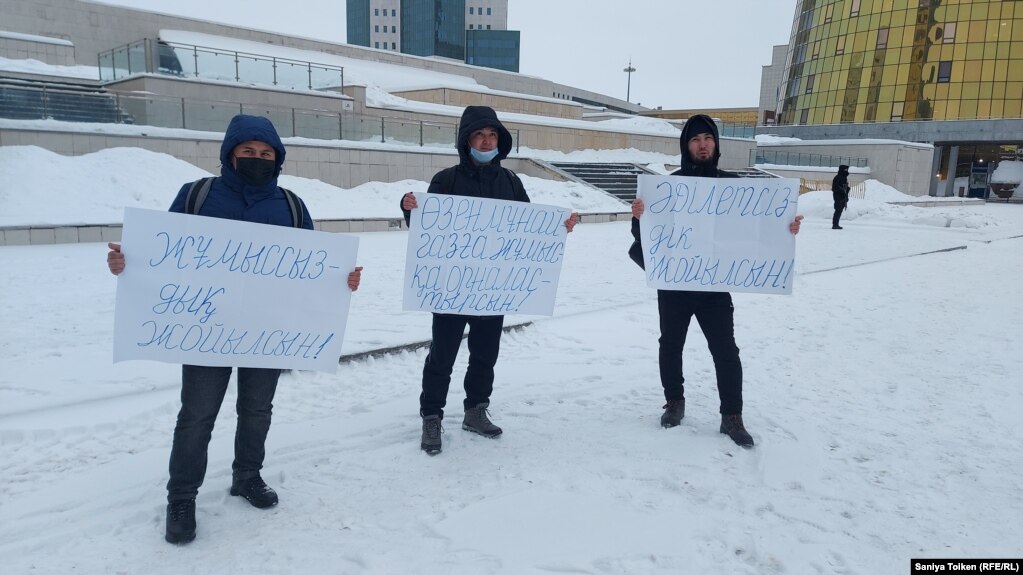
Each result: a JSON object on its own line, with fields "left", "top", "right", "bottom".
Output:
{"left": 547, "top": 162, "right": 653, "bottom": 201}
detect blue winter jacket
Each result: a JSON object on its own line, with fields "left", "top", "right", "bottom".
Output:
{"left": 168, "top": 114, "right": 314, "bottom": 230}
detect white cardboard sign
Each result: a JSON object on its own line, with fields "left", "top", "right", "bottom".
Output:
{"left": 113, "top": 208, "right": 359, "bottom": 373}
{"left": 403, "top": 193, "right": 570, "bottom": 316}
{"left": 636, "top": 174, "right": 799, "bottom": 295}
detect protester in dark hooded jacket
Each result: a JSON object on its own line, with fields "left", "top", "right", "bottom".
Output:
{"left": 629, "top": 114, "right": 802, "bottom": 449}
{"left": 832, "top": 164, "right": 850, "bottom": 229}
{"left": 107, "top": 114, "right": 362, "bottom": 544}
{"left": 401, "top": 105, "right": 577, "bottom": 455}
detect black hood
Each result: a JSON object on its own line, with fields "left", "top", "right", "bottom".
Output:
{"left": 677, "top": 114, "right": 721, "bottom": 175}
{"left": 456, "top": 105, "right": 513, "bottom": 165}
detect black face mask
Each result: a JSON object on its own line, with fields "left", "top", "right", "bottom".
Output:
{"left": 234, "top": 157, "right": 277, "bottom": 186}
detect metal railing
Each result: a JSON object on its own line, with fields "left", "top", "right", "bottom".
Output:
{"left": 751, "top": 149, "right": 868, "bottom": 169}
{"left": 98, "top": 39, "right": 344, "bottom": 92}
{"left": 0, "top": 83, "right": 524, "bottom": 152}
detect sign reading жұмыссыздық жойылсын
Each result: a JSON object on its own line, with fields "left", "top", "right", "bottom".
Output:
{"left": 636, "top": 174, "right": 800, "bottom": 295}
{"left": 113, "top": 208, "right": 359, "bottom": 373}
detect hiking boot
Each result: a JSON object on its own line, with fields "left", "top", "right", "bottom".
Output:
{"left": 720, "top": 414, "right": 755, "bottom": 448}
{"left": 165, "top": 499, "right": 196, "bottom": 544}
{"left": 421, "top": 415, "right": 443, "bottom": 455}
{"left": 660, "top": 399, "right": 685, "bottom": 428}
{"left": 462, "top": 403, "right": 503, "bottom": 438}
{"left": 230, "top": 476, "right": 279, "bottom": 509}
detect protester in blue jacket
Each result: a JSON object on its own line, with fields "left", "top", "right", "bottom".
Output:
{"left": 107, "top": 114, "right": 362, "bottom": 545}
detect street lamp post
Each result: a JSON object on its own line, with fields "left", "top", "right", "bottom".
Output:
{"left": 623, "top": 59, "right": 636, "bottom": 103}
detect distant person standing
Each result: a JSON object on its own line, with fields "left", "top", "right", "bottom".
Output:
{"left": 629, "top": 114, "right": 803, "bottom": 449}
{"left": 107, "top": 114, "right": 363, "bottom": 545}
{"left": 832, "top": 164, "right": 850, "bottom": 229}
{"left": 401, "top": 105, "right": 578, "bottom": 455}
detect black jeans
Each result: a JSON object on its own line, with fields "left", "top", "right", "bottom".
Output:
{"left": 833, "top": 200, "right": 846, "bottom": 227}
{"left": 657, "top": 290, "right": 743, "bottom": 415}
{"left": 167, "top": 365, "right": 280, "bottom": 502}
{"left": 420, "top": 314, "right": 504, "bottom": 418}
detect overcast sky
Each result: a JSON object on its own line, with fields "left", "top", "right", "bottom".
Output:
{"left": 97, "top": 0, "right": 796, "bottom": 110}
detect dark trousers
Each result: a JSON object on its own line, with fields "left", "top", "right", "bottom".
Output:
{"left": 167, "top": 365, "right": 280, "bottom": 502}
{"left": 657, "top": 290, "right": 743, "bottom": 415}
{"left": 833, "top": 201, "right": 846, "bottom": 227}
{"left": 420, "top": 314, "right": 504, "bottom": 418}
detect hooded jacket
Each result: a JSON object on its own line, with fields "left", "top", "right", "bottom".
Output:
{"left": 401, "top": 106, "right": 528, "bottom": 224}
{"left": 169, "top": 114, "right": 313, "bottom": 229}
{"left": 629, "top": 114, "right": 732, "bottom": 268}
{"left": 832, "top": 165, "right": 850, "bottom": 205}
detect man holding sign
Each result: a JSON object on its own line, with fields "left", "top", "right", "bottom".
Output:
{"left": 107, "top": 115, "right": 362, "bottom": 544}
{"left": 401, "top": 105, "right": 578, "bottom": 455}
{"left": 629, "top": 114, "right": 802, "bottom": 449}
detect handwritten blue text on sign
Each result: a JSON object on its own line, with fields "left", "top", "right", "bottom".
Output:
{"left": 403, "top": 193, "right": 570, "bottom": 316}
{"left": 113, "top": 208, "right": 359, "bottom": 373}
{"left": 636, "top": 174, "right": 799, "bottom": 295}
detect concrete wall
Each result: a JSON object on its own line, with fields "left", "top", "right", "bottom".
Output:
{"left": 391, "top": 87, "right": 585, "bottom": 120}
{"left": 0, "top": 0, "right": 643, "bottom": 113}
{"left": 756, "top": 141, "right": 934, "bottom": 196}
{"left": 0, "top": 33, "right": 75, "bottom": 65}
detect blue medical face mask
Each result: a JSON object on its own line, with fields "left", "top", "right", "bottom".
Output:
{"left": 470, "top": 147, "right": 499, "bottom": 164}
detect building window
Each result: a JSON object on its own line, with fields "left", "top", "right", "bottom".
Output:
{"left": 392, "top": 42, "right": 396, "bottom": 49}
{"left": 487, "top": 8, "right": 492, "bottom": 15}
{"left": 392, "top": 9, "right": 396, "bottom": 16}
{"left": 392, "top": 26, "right": 396, "bottom": 33}
{"left": 850, "top": 0, "right": 860, "bottom": 17}
{"left": 892, "top": 102, "right": 904, "bottom": 121}
{"left": 812, "top": 41, "right": 821, "bottom": 60}
{"left": 942, "top": 23, "right": 956, "bottom": 43}
{"left": 806, "top": 74, "right": 815, "bottom": 94}
{"left": 469, "top": 24, "right": 474, "bottom": 29}
{"left": 876, "top": 28, "right": 888, "bottom": 49}
{"left": 937, "top": 60, "right": 952, "bottom": 83}
{"left": 469, "top": 7, "right": 474, "bottom": 14}
{"left": 374, "top": 42, "right": 380, "bottom": 48}
{"left": 374, "top": 25, "right": 379, "bottom": 32}
{"left": 824, "top": 4, "right": 834, "bottom": 23}
{"left": 486, "top": 25, "right": 491, "bottom": 30}
{"left": 836, "top": 36, "right": 846, "bottom": 55}
{"left": 374, "top": 8, "right": 379, "bottom": 16}
{"left": 800, "top": 108, "right": 809, "bottom": 124}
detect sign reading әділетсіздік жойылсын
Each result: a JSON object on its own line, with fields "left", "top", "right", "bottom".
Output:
{"left": 113, "top": 208, "right": 359, "bottom": 373}
{"left": 636, "top": 174, "right": 800, "bottom": 295}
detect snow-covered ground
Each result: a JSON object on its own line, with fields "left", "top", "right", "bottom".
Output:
{"left": 2, "top": 146, "right": 1022, "bottom": 574}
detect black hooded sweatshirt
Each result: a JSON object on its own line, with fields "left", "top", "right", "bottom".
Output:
{"left": 629, "top": 114, "right": 733, "bottom": 268}
{"left": 402, "top": 106, "right": 529, "bottom": 225}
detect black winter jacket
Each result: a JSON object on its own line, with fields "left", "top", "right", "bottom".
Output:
{"left": 402, "top": 106, "right": 529, "bottom": 225}
{"left": 629, "top": 114, "right": 733, "bottom": 268}
{"left": 832, "top": 165, "right": 850, "bottom": 206}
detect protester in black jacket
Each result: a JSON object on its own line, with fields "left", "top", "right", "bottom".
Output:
{"left": 401, "top": 105, "right": 577, "bottom": 455}
{"left": 629, "top": 114, "right": 803, "bottom": 448}
{"left": 832, "top": 164, "right": 850, "bottom": 229}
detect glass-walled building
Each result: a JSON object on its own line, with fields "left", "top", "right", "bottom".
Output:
{"left": 465, "top": 29, "right": 520, "bottom": 72}
{"left": 762, "top": 0, "right": 1023, "bottom": 197}
{"left": 779, "top": 0, "right": 1022, "bottom": 125}
{"left": 345, "top": 0, "right": 520, "bottom": 71}
{"left": 401, "top": 0, "right": 465, "bottom": 59}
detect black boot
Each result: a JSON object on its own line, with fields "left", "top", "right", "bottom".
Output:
{"left": 165, "top": 499, "right": 196, "bottom": 544}
{"left": 421, "top": 414, "right": 443, "bottom": 455}
{"left": 660, "top": 399, "right": 685, "bottom": 428}
{"left": 720, "top": 414, "right": 755, "bottom": 448}
{"left": 230, "top": 476, "right": 279, "bottom": 509}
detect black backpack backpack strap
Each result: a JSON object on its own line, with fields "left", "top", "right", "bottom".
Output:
{"left": 279, "top": 187, "right": 305, "bottom": 228}
{"left": 184, "top": 177, "right": 216, "bottom": 215}
{"left": 186, "top": 178, "right": 304, "bottom": 228}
